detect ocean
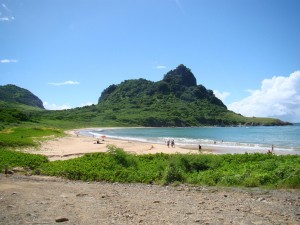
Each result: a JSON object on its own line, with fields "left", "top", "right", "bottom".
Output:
{"left": 81, "top": 124, "right": 300, "bottom": 155}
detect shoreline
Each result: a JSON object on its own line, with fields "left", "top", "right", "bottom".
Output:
{"left": 27, "top": 129, "right": 205, "bottom": 161}
{"left": 26, "top": 128, "right": 299, "bottom": 161}
{"left": 80, "top": 127, "right": 300, "bottom": 154}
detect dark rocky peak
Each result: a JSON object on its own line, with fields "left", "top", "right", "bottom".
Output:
{"left": 163, "top": 64, "right": 197, "bottom": 87}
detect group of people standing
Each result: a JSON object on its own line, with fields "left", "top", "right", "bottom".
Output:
{"left": 166, "top": 139, "right": 175, "bottom": 148}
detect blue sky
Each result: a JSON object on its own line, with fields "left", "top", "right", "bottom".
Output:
{"left": 1, "top": 0, "right": 300, "bottom": 122}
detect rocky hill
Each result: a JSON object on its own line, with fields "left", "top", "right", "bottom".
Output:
{"left": 97, "top": 64, "right": 289, "bottom": 126}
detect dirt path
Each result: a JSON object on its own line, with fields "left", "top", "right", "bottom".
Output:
{"left": 0, "top": 174, "right": 299, "bottom": 225}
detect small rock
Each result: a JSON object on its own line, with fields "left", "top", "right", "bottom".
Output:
{"left": 153, "top": 200, "right": 160, "bottom": 203}
{"left": 55, "top": 217, "right": 69, "bottom": 222}
{"left": 6, "top": 170, "right": 14, "bottom": 175}
{"left": 12, "top": 167, "right": 26, "bottom": 173}
{"left": 224, "top": 195, "right": 228, "bottom": 197}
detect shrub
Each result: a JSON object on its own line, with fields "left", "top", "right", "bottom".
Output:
{"left": 163, "top": 162, "right": 185, "bottom": 184}
{"left": 0, "top": 148, "right": 48, "bottom": 172}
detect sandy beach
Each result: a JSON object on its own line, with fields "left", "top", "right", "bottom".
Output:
{"left": 26, "top": 128, "right": 297, "bottom": 161}
{"left": 25, "top": 128, "right": 299, "bottom": 162}
{"left": 26, "top": 129, "right": 208, "bottom": 161}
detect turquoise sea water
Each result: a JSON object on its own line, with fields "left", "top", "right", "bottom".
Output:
{"left": 82, "top": 124, "right": 300, "bottom": 154}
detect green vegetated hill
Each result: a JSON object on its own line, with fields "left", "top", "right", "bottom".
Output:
{"left": 0, "top": 85, "right": 45, "bottom": 125}
{"left": 0, "top": 101, "right": 40, "bottom": 125}
{"left": 0, "top": 65, "right": 291, "bottom": 127}
{"left": 96, "top": 64, "right": 289, "bottom": 126}
{"left": 0, "top": 84, "right": 44, "bottom": 109}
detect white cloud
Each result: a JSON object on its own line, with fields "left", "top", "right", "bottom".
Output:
{"left": 0, "top": 17, "right": 9, "bottom": 21}
{"left": 1, "top": 3, "right": 11, "bottom": 12}
{"left": 154, "top": 65, "right": 167, "bottom": 69}
{"left": 0, "top": 16, "right": 14, "bottom": 22}
{"left": 0, "top": 3, "right": 14, "bottom": 22}
{"left": 214, "top": 90, "right": 230, "bottom": 102}
{"left": 44, "top": 101, "right": 96, "bottom": 110}
{"left": 228, "top": 71, "right": 300, "bottom": 122}
{"left": 2, "top": 3, "right": 11, "bottom": 12}
{"left": 43, "top": 102, "right": 72, "bottom": 110}
{"left": 48, "top": 80, "right": 80, "bottom": 86}
{"left": 80, "top": 102, "right": 95, "bottom": 107}
{"left": 174, "top": 0, "right": 185, "bottom": 14}
{"left": 0, "top": 59, "right": 18, "bottom": 63}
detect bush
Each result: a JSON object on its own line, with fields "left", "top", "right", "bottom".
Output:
{"left": 163, "top": 162, "right": 185, "bottom": 184}
{"left": 2, "top": 147, "right": 298, "bottom": 189}
{"left": 107, "top": 145, "right": 137, "bottom": 168}
{"left": 0, "top": 148, "right": 48, "bottom": 172}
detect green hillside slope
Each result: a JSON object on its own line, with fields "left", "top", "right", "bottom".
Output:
{"left": 0, "top": 84, "right": 44, "bottom": 109}
{"left": 96, "top": 64, "right": 289, "bottom": 126}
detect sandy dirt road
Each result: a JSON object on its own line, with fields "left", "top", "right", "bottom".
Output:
{"left": 0, "top": 174, "right": 299, "bottom": 225}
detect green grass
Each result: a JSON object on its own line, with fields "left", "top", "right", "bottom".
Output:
{"left": 0, "top": 126, "right": 64, "bottom": 147}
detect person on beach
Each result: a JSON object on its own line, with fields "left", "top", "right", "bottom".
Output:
{"left": 198, "top": 144, "right": 202, "bottom": 153}
{"left": 167, "top": 139, "right": 170, "bottom": 148}
{"left": 171, "top": 139, "right": 175, "bottom": 148}
{"left": 267, "top": 149, "right": 273, "bottom": 154}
